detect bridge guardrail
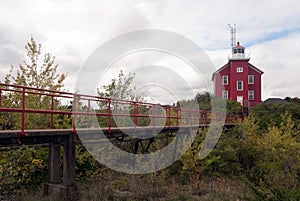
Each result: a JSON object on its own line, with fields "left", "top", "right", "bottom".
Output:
{"left": 0, "top": 83, "right": 242, "bottom": 143}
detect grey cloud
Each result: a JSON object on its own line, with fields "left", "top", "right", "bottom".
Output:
{"left": 1, "top": 0, "right": 300, "bottom": 101}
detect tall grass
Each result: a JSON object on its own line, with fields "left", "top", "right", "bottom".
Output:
{"left": 15, "top": 168, "right": 253, "bottom": 201}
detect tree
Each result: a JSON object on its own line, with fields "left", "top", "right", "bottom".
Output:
{"left": 238, "top": 114, "right": 300, "bottom": 200}
{"left": 226, "top": 100, "right": 242, "bottom": 115}
{"left": 176, "top": 92, "right": 211, "bottom": 110}
{"left": 250, "top": 102, "right": 300, "bottom": 131}
{"left": 97, "top": 70, "right": 145, "bottom": 127}
{"left": 285, "top": 97, "right": 292, "bottom": 102}
{"left": 179, "top": 111, "right": 300, "bottom": 200}
{"left": 291, "top": 97, "right": 300, "bottom": 104}
{"left": 97, "top": 70, "right": 142, "bottom": 101}
{"left": 5, "top": 36, "right": 66, "bottom": 90}
{"left": 194, "top": 92, "right": 211, "bottom": 110}
{"left": 1, "top": 37, "right": 68, "bottom": 130}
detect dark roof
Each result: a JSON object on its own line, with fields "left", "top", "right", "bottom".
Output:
{"left": 263, "top": 98, "right": 290, "bottom": 104}
{"left": 233, "top": 42, "right": 244, "bottom": 49}
{"left": 248, "top": 63, "right": 264, "bottom": 74}
{"left": 211, "top": 62, "right": 229, "bottom": 80}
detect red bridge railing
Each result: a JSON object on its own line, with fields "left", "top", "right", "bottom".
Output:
{"left": 0, "top": 83, "right": 241, "bottom": 140}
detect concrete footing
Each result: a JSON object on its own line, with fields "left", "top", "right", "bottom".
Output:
{"left": 44, "top": 183, "right": 78, "bottom": 201}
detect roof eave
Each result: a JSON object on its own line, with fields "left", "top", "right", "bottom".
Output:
{"left": 211, "top": 62, "right": 230, "bottom": 80}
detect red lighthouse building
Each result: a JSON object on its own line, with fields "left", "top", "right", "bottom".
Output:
{"left": 212, "top": 41, "right": 264, "bottom": 107}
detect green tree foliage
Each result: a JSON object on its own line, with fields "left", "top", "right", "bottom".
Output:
{"left": 285, "top": 96, "right": 300, "bottom": 104}
{"left": 194, "top": 92, "right": 211, "bottom": 110}
{"left": 226, "top": 100, "right": 242, "bottom": 115}
{"left": 250, "top": 101, "right": 300, "bottom": 132}
{"left": 177, "top": 92, "right": 242, "bottom": 116}
{"left": 96, "top": 70, "right": 145, "bottom": 127}
{"left": 0, "top": 146, "right": 48, "bottom": 200}
{"left": 239, "top": 114, "right": 300, "bottom": 200}
{"left": 97, "top": 70, "right": 142, "bottom": 102}
{"left": 179, "top": 110, "right": 300, "bottom": 200}
{"left": 176, "top": 92, "right": 211, "bottom": 110}
{"left": 5, "top": 36, "right": 66, "bottom": 90}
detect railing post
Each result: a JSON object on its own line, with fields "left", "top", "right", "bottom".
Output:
{"left": 17, "top": 86, "right": 29, "bottom": 144}
{"left": 87, "top": 100, "right": 90, "bottom": 128}
{"left": 50, "top": 95, "right": 54, "bottom": 129}
{"left": 176, "top": 108, "right": 179, "bottom": 126}
{"left": 0, "top": 89, "right": 2, "bottom": 108}
{"left": 205, "top": 111, "right": 208, "bottom": 126}
{"left": 185, "top": 109, "right": 188, "bottom": 125}
{"left": 152, "top": 105, "right": 156, "bottom": 130}
{"left": 113, "top": 102, "right": 117, "bottom": 127}
{"left": 190, "top": 110, "right": 193, "bottom": 127}
{"left": 199, "top": 111, "right": 202, "bottom": 126}
{"left": 108, "top": 99, "right": 111, "bottom": 135}
{"left": 187, "top": 110, "right": 189, "bottom": 126}
{"left": 182, "top": 109, "right": 184, "bottom": 125}
{"left": 21, "top": 87, "right": 25, "bottom": 133}
{"left": 167, "top": 106, "right": 170, "bottom": 129}
{"left": 134, "top": 102, "right": 138, "bottom": 129}
{"left": 72, "top": 94, "right": 77, "bottom": 139}
{"left": 186, "top": 110, "right": 189, "bottom": 125}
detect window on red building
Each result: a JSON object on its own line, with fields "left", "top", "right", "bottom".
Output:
{"left": 237, "top": 81, "right": 243, "bottom": 91}
{"left": 222, "top": 75, "right": 228, "bottom": 85}
{"left": 248, "top": 90, "right": 254, "bottom": 100}
{"left": 248, "top": 75, "right": 254, "bottom": 84}
{"left": 222, "top": 90, "right": 228, "bottom": 99}
{"left": 237, "top": 67, "right": 243, "bottom": 72}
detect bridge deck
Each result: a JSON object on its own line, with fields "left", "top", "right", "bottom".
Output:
{"left": 0, "top": 123, "right": 236, "bottom": 146}
{"left": 0, "top": 126, "right": 187, "bottom": 146}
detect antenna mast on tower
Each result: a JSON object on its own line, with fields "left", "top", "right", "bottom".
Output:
{"left": 228, "top": 24, "right": 236, "bottom": 48}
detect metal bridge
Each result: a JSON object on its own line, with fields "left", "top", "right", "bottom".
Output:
{"left": 0, "top": 83, "right": 241, "bottom": 200}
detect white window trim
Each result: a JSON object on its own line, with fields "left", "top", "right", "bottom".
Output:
{"left": 248, "top": 75, "right": 254, "bottom": 84}
{"left": 237, "top": 66, "right": 243, "bottom": 73}
{"left": 222, "top": 75, "right": 228, "bottom": 85}
{"left": 222, "top": 90, "right": 228, "bottom": 99}
{"left": 248, "top": 90, "right": 254, "bottom": 100}
{"left": 237, "top": 80, "right": 243, "bottom": 91}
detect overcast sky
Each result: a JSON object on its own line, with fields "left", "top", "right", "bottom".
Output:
{"left": 0, "top": 0, "right": 299, "bottom": 103}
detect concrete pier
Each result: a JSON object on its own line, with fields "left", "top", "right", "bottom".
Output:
{"left": 44, "top": 135, "right": 77, "bottom": 200}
